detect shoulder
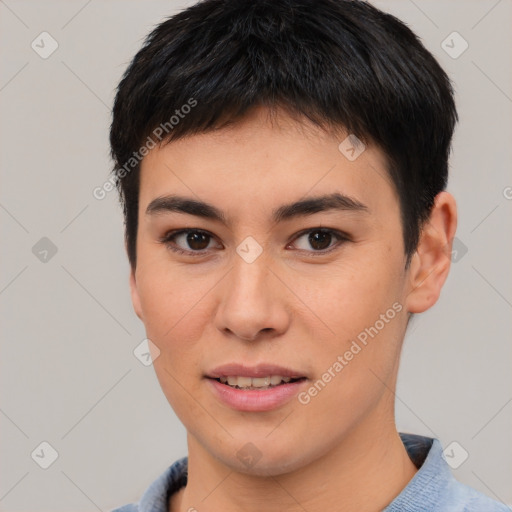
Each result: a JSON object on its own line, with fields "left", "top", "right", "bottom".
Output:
{"left": 445, "top": 478, "right": 510, "bottom": 512}
{"left": 386, "top": 434, "right": 509, "bottom": 512}
{"left": 110, "top": 457, "right": 188, "bottom": 512}
{"left": 110, "top": 504, "right": 139, "bottom": 512}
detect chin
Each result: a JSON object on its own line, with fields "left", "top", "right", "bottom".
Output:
{"left": 212, "top": 437, "right": 317, "bottom": 477}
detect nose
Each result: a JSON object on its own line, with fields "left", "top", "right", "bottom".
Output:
{"left": 213, "top": 254, "right": 290, "bottom": 342}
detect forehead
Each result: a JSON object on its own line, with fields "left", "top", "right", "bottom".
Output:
{"left": 138, "top": 106, "right": 398, "bottom": 222}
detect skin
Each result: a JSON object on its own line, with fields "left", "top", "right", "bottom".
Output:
{"left": 129, "top": 105, "right": 457, "bottom": 512}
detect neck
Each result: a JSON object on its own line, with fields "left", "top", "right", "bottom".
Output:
{"left": 170, "top": 408, "right": 418, "bottom": 512}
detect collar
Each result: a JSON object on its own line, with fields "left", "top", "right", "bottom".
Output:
{"left": 137, "top": 433, "right": 451, "bottom": 512}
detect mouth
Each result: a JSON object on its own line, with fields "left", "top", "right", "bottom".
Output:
{"left": 210, "top": 375, "right": 307, "bottom": 390}
{"left": 205, "top": 363, "right": 309, "bottom": 411}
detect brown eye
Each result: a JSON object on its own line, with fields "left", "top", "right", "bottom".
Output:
{"left": 161, "top": 229, "right": 220, "bottom": 255}
{"left": 184, "top": 231, "right": 210, "bottom": 250}
{"left": 308, "top": 230, "right": 333, "bottom": 250}
{"left": 291, "top": 228, "right": 348, "bottom": 254}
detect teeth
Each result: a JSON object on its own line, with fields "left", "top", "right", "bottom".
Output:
{"left": 218, "top": 375, "right": 295, "bottom": 388}
{"left": 252, "top": 377, "right": 271, "bottom": 387}
{"left": 236, "top": 376, "right": 252, "bottom": 388}
{"left": 270, "top": 375, "right": 284, "bottom": 385}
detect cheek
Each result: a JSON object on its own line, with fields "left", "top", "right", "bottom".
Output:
{"left": 136, "top": 258, "right": 212, "bottom": 341}
{"left": 137, "top": 267, "right": 211, "bottom": 416}
{"left": 135, "top": 266, "right": 216, "bottom": 412}
{"left": 296, "top": 297, "right": 405, "bottom": 440}
{"left": 297, "top": 249, "right": 404, "bottom": 335}
{"left": 293, "top": 247, "right": 406, "bottom": 398}
{"left": 304, "top": 279, "right": 404, "bottom": 378}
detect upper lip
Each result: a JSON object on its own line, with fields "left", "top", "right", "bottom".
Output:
{"left": 206, "top": 363, "right": 307, "bottom": 379}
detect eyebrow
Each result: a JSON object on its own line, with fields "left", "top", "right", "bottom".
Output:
{"left": 145, "top": 192, "right": 369, "bottom": 224}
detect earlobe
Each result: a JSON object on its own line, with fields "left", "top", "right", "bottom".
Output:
{"left": 129, "top": 269, "right": 144, "bottom": 321}
{"left": 405, "top": 191, "right": 458, "bottom": 314}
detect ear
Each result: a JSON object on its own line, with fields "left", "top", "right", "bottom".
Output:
{"left": 405, "top": 191, "right": 458, "bottom": 314}
{"left": 129, "top": 269, "right": 144, "bottom": 321}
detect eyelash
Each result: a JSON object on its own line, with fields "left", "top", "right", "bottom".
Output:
{"left": 159, "top": 228, "right": 350, "bottom": 257}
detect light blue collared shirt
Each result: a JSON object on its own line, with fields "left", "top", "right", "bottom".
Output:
{"left": 112, "top": 433, "right": 509, "bottom": 511}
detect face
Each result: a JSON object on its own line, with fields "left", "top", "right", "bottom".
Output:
{"left": 130, "top": 106, "right": 419, "bottom": 476}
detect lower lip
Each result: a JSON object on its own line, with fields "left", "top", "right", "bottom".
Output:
{"left": 206, "top": 378, "right": 307, "bottom": 412}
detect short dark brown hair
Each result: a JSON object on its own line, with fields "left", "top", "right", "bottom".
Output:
{"left": 110, "top": 0, "right": 457, "bottom": 269}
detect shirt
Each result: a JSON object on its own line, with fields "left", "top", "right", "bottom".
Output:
{"left": 111, "top": 433, "right": 509, "bottom": 511}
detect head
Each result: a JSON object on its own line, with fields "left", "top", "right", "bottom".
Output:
{"left": 109, "top": 0, "right": 457, "bottom": 475}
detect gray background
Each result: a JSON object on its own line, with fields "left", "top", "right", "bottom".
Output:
{"left": 1, "top": 0, "right": 511, "bottom": 510}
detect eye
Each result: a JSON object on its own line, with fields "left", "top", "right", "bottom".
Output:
{"left": 289, "top": 228, "right": 348, "bottom": 254}
{"left": 160, "top": 227, "right": 349, "bottom": 257}
{"left": 160, "top": 229, "right": 221, "bottom": 256}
